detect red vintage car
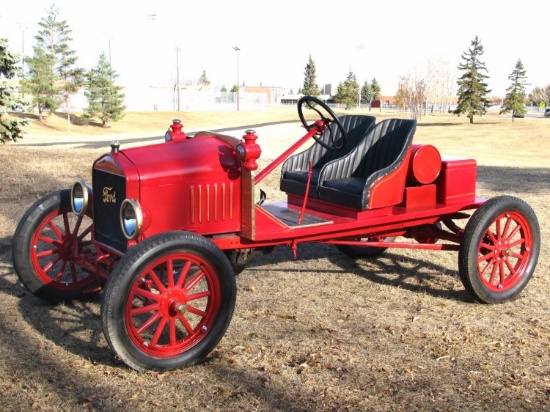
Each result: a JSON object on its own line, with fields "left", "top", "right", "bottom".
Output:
{"left": 12, "top": 96, "right": 540, "bottom": 371}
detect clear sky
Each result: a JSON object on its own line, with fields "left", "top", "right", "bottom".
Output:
{"left": 1, "top": 1, "right": 548, "bottom": 98}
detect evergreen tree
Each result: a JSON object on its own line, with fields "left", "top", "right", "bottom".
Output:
{"left": 301, "top": 55, "right": 319, "bottom": 97}
{"left": 0, "top": 38, "right": 27, "bottom": 143}
{"left": 23, "top": 47, "right": 56, "bottom": 120}
{"left": 500, "top": 59, "right": 528, "bottom": 121}
{"left": 370, "top": 78, "right": 381, "bottom": 100}
{"left": 454, "top": 36, "right": 492, "bottom": 124}
{"left": 22, "top": 5, "right": 83, "bottom": 123}
{"left": 83, "top": 53, "right": 126, "bottom": 127}
{"left": 198, "top": 70, "right": 211, "bottom": 90}
{"left": 334, "top": 70, "right": 359, "bottom": 109}
{"left": 361, "top": 80, "right": 372, "bottom": 105}
{"left": 361, "top": 77, "right": 382, "bottom": 108}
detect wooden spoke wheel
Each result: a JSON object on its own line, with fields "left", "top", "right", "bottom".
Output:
{"left": 459, "top": 196, "right": 540, "bottom": 304}
{"left": 101, "top": 231, "right": 236, "bottom": 371}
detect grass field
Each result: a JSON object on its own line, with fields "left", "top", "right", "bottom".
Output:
{"left": 0, "top": 108, "right": 549, "bottom": 411}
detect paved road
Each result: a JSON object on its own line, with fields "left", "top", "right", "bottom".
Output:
{"left": 14, "top": 120, "right": 301, "bottom": 150}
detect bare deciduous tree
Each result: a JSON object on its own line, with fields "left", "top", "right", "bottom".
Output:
{"left": 395, "top": 72, "right": 426, "bottom": 120}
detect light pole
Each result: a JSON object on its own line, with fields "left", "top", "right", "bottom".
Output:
{"left": 356, "top": 44, "right": 365, "bottom": 108}
{"left": 233, "top": 46, "right": 240, "bottom": 111}
{"left": 176, "top": 46, "right": 181, "bottom": 111}
{"left": 17, "top": 22, "right": 26, "bottom": 97}
{"left": 17, "top": 23, "right": 26, "bottom": 78}
{"left": 105, "top": 34, "right": 112, "bottom": 67}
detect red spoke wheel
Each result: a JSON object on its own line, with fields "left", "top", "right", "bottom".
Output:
{"left": 101, "top": 231, "right": 236, "bottom": 371}
{"left": 459, "top": 196, "right": 540, "bottom": 303}
{"left": 12, "top": 190, "right": 100, "bottom": 302}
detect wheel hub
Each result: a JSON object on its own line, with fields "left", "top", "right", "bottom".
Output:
{"left": 58, "top": 234, "right": 76, "bottom": 260}
{"left": 160, "top": 291, "right": 188, "bottom": 318}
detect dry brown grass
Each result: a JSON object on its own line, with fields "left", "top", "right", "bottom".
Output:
{"left": 0, "top": 109, "right": 549, "bottom": 411}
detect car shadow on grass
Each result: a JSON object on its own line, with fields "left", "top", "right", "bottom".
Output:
{"left": 244, "top": 242, "right": 474, "bottom": 304}
{"left": 1, "top": 238, "right": 471, "bottom": 374}
{"left": 477, "top": 166, "right": 550, "bottom": 194}
{"left": 16, "top": 286, "right": 113, "bottom": 365}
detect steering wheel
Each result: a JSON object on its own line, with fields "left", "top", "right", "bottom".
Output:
{"left": 298, "top": 95, "right": 347, "bottom": 151}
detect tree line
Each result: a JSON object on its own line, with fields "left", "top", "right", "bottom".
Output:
{"left": 301, "top": 36, "right": 549, "bottom": 124}
{"left": 299, "top": 55, "right": 382, "bottom": 110}
{"left": 2, "top": 8, "right": 550, "bottom": 144}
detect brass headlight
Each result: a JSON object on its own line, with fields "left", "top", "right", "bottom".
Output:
{"left": 120, "top": 198, "right": 143, "bottom": 240}
{"left": 71, "top": 179, "right": 91, "bottom": 216}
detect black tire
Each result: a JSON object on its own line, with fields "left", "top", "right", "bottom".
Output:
{"left": 459, "top": 196, "right": 540, "bottom": 304}
{"left": 336, "top": 237, "right": 396, "bottom": 259}
{"left": 224, "top": 250, "right": 248, "bottom": 275}
{"left": 12, "top": 189, "right": 100, "bottom": 302}
{"left": 101, "top": 231, "right": 236, "bottom": 371}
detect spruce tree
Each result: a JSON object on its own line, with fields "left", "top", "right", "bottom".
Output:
{"left": 83, "top": 53, "right": 126, "bottom": 127}
{"left": 301, "top": 55, "right": 319, "bottom": 97}
{"left": 198, "top": 70, "right": 211, "bottom": 90}
{"left": 361, "top": 78, "right": 382, "bottom": 109}
{"left": 0, "top": 38, "right": 27, "bottom": 143}
{"left": 334, "top": 70, "right": 359, "bottom": 109}
{"left": 454, "top": 36, "right": 492, "bottom": 124}
{"left": 370, "top": 78, "right": 381, "bottom": 100}
{"left": 22, "top": 5, "right": 83, "bottom": 123}
{"left": 361, "top": 80, "right": 372, "bottom": 105}
{"left": 23, "top": 47, "right": 56, "bottom": 120}
{"left": 500, "top": 59, "right": 528, "bottom": 121}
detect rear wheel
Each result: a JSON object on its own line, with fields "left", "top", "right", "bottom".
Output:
{"left": 101, "top": 231, "right": 236, "bottom": 371}
{"left": 459, "top": 196, "right": 540, "bottom": 304}
{"left": 12, "top": 190, "right": 100, "bottom": 302}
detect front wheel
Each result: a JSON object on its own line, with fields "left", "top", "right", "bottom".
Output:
{"left": 101, "top": 231, "right": 236, "bottom": 371}
{"left": 12, "top": 189, "right": 100, "bottom": 302}
{"left": 458, "top": 196, "right": 540, "bottom": 304}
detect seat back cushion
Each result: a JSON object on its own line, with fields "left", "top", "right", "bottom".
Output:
{"left": 354, "top": 119, "right": 416, "bottom": 178}
{"left": 317, "top": 118, "right": 417, "bottom": 209}
{"left": 310, "top": 115, "right": 376, "bottom": 168}
{"left": 280, "top": 115, "right": 375, "bottom": 196}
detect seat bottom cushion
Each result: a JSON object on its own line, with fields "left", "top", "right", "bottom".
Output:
{"left": 280, "top": 169, "right": 322, "bottom": 198}
{"left": 322, "top": 177, "right": 365, "bottom": 195}
{"left": 283, "top": 169, "right": 321, "bottom": 184}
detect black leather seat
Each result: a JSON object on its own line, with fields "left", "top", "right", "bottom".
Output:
{"left": 316, "top": 118, "right": 417, "bottom": 210}
{"left": 280, "top": 115, "right": 376, "bottom": 197}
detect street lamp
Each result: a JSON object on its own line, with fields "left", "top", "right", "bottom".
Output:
{"left": 17, "top": 22, "right": 26, "bottom": 79}
{"left": 356, "top": 44, "right": 365, "bottom": 108}
{"left": 105, "top": 34, "right": 113, "bottom": 67}
{"left": 176, "top": 46, "right": 181, "bottom": 111}
{"left": 233, "top": 46, "right": 240, "bottom": 111}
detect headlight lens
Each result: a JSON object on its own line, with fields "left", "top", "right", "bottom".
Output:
{"left": 120, "top": 198, "right": 143, "bottom": 240}
{"left": 71, "top": 179, "right": 91, "bottom": 216}
{"left": 236, "top": 144, "right": 246, "bottom": 160}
